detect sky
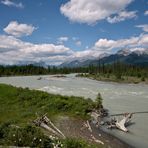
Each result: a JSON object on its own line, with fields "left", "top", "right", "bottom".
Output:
{"left": 0, "top": 0, "right": 148, "bottom": 65}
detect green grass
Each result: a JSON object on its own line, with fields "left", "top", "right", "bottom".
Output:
{"left": 0, "top": 84, "right": 94, "bottom": 125}
{"left": 62, "top": 138, "right": 101, "bottom": 148}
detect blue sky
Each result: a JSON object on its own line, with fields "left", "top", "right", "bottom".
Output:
{"left": 0, "top": 0, "right": 148, "bottom": 65}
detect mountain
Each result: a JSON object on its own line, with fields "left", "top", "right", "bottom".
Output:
{"left": 59, "top": 53, "right": 109, "bottom": 68}
{"left": 90, "top": 52, "right": 148, "bottom": 66}
{"left": 60, "top": 48, "right": 148, "bottom": 67}
{"left": 59, "top": 59, "right": 93, "bottom": 68}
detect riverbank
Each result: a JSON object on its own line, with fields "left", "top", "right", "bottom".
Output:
{"left": 54, "top": 116, "right": 133, "bottom": 148}
{"left": 76, "top": 73, "right": 148, "bottom": 84}
{"left": 0, "top": 84, "right": 133, "bottom": 147}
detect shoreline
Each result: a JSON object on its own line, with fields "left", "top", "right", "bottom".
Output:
{"left": 55, "top": 116, "right": 134, "bottom": 148}
{"left": 77, "top": 74, "right": 148, "bottom": 85}
{"left": 89, "top": 113, "right": 134, "bottom": 148}
{"left": 98, "top": 126, "right": 134, "bottom": 148}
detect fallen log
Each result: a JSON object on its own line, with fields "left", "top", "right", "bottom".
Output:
{"left": 48, "top": 119, "right": 65, "bottom": 138}
{"left": 33, "top": 114, "right": 65, "bottom": 139}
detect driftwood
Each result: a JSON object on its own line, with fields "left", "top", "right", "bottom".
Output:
{"left": 48, "top": 119, "right": 65, "bottom": 138}
{"left": 91, "top": 134, "right": 104, "bottom": 145}
{"left": 40, "top": 122, "right": 59, "bottom": 135}
{"left": 33, "top": 113, "right": 65, "bottom": 138}
{"left": 82, "top": 120, "right": 104, "bottom": 145}
{"left": 86, "top": 120, "right": 92, "bottom": 132}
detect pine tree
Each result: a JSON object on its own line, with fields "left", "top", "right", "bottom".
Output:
{"left": 95, "top": 93, "right": 103, "bottom": 109}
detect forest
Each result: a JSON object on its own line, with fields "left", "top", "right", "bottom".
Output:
{"left": 0, "top": 62, "right": 147, "bottom": 80}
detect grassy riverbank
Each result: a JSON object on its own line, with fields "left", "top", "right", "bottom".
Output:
{"left": 0, "top": 84, "right": 103, "bottom": 147}
{"left": 76, "top": 73, "right": 148, "bottom": 84}
{"left": 0, "top": 84, "right": 96, "bottom": 124}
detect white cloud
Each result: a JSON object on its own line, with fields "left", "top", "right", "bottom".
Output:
{"left": 74, "top": 50, "right": 94, "bottom": 58}
{"left": 95, "top": 39, "right": 116, "bottom": 49}
{"left": 60, "top": 0, "right": 134, "bottom": 24}
{"left": 57, "top": 36, "right": 69, "bottom": 44}
{"left": 107, "top": 11, "right": 137, "bottom": 23}
{"left": 136, "top": 24, "right": 148, "bottom": 32}
{"left": 0, "top": 35, "right": 31, "bottom": 52}
{"left": 4, "top": 21, "right": 36, "bottom": 37}
{"left": 75, "top": 41, "right": 82, "bottom": 46}
{"left": 0, "top": 35, "right": 72, "bottom": 65}
{"left": 1, "top": 0, "right": 24, "bottom": 8}
{"left": 94, "top": 36, "right": 139, "bottom": 50}
{"left": 73, "top": 49, "right": 105, "bottom": 59}
{"left": 94, "top": 34, "right": 148, "bottom": 54}
{"left": 144, "top": 10, "right": 148, "bottom": 16}
{"left": 138, "top": 34, "right": 148, "bottom": 46}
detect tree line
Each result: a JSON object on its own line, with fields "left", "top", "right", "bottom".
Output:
{"left": 0, "top": 62, "right": 147, "bottom": 79}
{"left": 87, "top": 62, "right": 148, "bottom": 80}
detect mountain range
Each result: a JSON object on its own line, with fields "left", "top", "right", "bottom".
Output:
{"left": 60, "top": 48, "right": 148, "bottom": 67}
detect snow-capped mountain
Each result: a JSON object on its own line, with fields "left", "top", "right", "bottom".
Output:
{"left": 117, "top": 48, "right": 148, "bottom": 56}
{"left": 59, "top": 53, "right": 110, "bottom": 67}
{"left": 60, "top": 49, "right": 148, "bottom": 67}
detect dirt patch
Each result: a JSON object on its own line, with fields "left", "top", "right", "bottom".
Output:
{"left": 53, "top": 116, "right": 133, "bottom": 148}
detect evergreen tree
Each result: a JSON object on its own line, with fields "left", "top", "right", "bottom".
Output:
{"left": 95, "top": 93, "right": 103, "bottom": 109}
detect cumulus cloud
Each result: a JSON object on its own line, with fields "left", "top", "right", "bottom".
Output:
{"left": 139, "top": 34, "right": 148, "bottom": 46}
{"left": 0, "top": 35, "right": 31, "bottom": 52}
{"left": 144, "top": 10, "right": 148, "bottom": 16}
{"left": 57, "top": 36, "right": 69, "bottom": 44}
{"left": 94, "top": 36, "right": 139, "bottom": 50}
{"left": 94, "top": 34, "right": 148, "bottom": 54}
{"left": 4, "top": 21, "right": 36, "bottom": 37}
{"left": 136, "top": 24, "right": 148, "bottom": 32}
{"left": 1, "top": 0, "right": 24, "bottom": 8}
{"left": 0, "top": 35, "right": 72, "bottom": 65}
{"left": 60, "top": 0, "right": 135, "bottom": 24}
{"left": 107, "top": 11, "right": 137, "bottom": 23}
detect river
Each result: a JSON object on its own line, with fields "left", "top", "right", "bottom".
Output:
{"left": 0, "top": 74, "right": 148, "bottom": 148}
